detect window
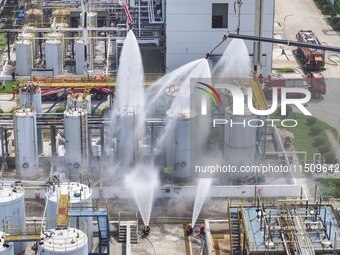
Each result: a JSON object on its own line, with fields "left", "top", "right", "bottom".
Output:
{"left": 212, "top": 3, "right": 228, "bottom": 29}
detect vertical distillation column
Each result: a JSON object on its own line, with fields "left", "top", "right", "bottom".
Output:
{"left": 13, "top": 108, "right": 39, "bottom": 178}
{"left": 64, "top": 96, "right": 89, "bottom": 179}
{"left": 224, "top": 107, "right": 257, "bottom": 183}
{"left": 19, "top": 86, "right": 43, "bottom": 154}
{"left": 165, "top": 108, "right": 197, "bottom": 179}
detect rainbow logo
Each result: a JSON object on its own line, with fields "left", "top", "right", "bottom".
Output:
{"left": 196, "top": 82, "right": 222, "bottom": 107}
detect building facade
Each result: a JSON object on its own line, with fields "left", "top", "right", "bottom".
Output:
{"left": 165, "top": 0, "right": 275, "bottom": 76}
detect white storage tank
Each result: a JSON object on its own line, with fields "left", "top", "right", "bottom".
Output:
{"left": 224, "top": 107, "right": 257, "bottom": 168}
{"left": 38, "top": 228, "right": 88, "bottom": 255}
{"left": 165, "top": 108, "right": 197, "bottom": 178}
{"left": 18, "top": 32, "right": 36, "bottom": 59}
{"left": 15, "top": 40, "right": 33, "bottom": 76}
{"left": 0, "top": 231, "right": 14, "bottom": 255}
{"left": 80, "top": 12, "right": 97, "bottom": 28}
{"left": 224, "top": 107, "right": 257, "bottom": 148}
{"left": 64, "top": 108, "right": 88, "bottom": 176}
{"left": 0, "top": 185, "right": 26, "bottom": 254}
{"left": 19, "top": 86, "right": 43, "bottom": 154}
{"left": 116, "top": 113, "right": 136, "bottom": 167}
{"left": 74, "top": 40, "right": 85, "bottom": 75}
{"left": 18, "top": 86, "right": 42, "bottom": 114}
{"left": 13, "top": 108, "right": 38, "bottom": 178}
{"left": 45, "top": 39, "right": 63, "bottom": 74}
{"left": 45, "top": 183, "right": 92, "bottom": 252}
{"left": 46, "top": 32, "right": 67, "bottom": 56}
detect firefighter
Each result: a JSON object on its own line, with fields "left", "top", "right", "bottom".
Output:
{"left": 12, "top": 85, "right": 16, "bottom": 100}
{"left": 185, "top": 223, "right": 193, "bottom": 236}
{"left": 143, "top": 225, "right": 150, "bottom": 237}
{"left": 11, "top": 71, "right": 16, "bottom": 82}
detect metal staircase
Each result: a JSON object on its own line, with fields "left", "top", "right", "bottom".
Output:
{"left": 118, "top": 221, "right": 138, "bottom": 244}
{"left": 68, "top": 208, "right": 110, "bottom": 255}
{"left": 230, "top": 209, "right": 241, "bottom": 255}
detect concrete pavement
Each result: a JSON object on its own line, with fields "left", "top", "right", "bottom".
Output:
{"left": 275, "top": 0, "right": 340, "bottom": 129}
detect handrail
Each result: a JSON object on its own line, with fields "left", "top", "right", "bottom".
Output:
{"left": 227, "top": 199, "right": 233, "bottom": 255}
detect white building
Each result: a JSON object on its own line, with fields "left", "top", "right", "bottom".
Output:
{"left": 165, "top": 0, "right": 275, "bottom": 76}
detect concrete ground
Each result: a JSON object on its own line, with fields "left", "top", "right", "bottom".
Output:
{"left": 274, "top": 0, "right": 340, "bottom": 129}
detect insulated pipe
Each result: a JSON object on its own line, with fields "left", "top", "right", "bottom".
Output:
{"left": 206, "top": 32, "right": 340, "bottom": 59}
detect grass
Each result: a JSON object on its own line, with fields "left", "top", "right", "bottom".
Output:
{"left": 272, "top": 67, "right": 296, "bottom": 73}
{"left": 274, "top": 113, "right": 336, "bottom": 162}
{"left": 336, "top": 0, "right": 340, "bottom": 13}
{"left": 0, "top": 33, "right": 6, "bottom": 60}
{"left": 317, "top": 179, "right": 340, "bottom": 197}
{"left": 0, "top": 81, "right": 20, "bottom": 93}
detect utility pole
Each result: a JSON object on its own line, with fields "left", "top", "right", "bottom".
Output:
{"left": 236, "top": 0, "right": 243, "bottom": 35}
{"left": 253, "top": 0, "right": 263, "bottom": 74}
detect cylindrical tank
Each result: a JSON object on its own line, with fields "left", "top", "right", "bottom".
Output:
{"left": 80, "top": 12, "right": 97, "bottom": 28}
{"left": 52, "top": 9, "right": 70, "bottom": 25}
{"left": 0, "top": 231, "right": 14, "bottom": 255}
{"left": 18, "top": 86, "right": 42, "bottom": 113}
{"left": 64, "top": 109, "right": 88, "bottom": 174}
{"left": 165, "top": 108, "right": 197, "bottom": 178}
{"left": 15, "top": 40, "right": 33, "bottom": 76}
{"left": 116, "top": 113, "right": 136, "bottom": 167}
{"left": 75, "top": 40, "right": 85, "bottom": 75}
{"left": 13, "top": 108, "right": 38, "bottom": 178}
{"left": 45, "top": 183, "right": 92, "bottom": 251}
{"left": 38, "top": 228, "right": 88, "bottom": 255}
{"left": 224, "top": 107, "right": 257, "bottom": 148}
{"left": 26, "top": 8, "right": 43, "bottom": 26}
{"left": 19, "top": 86, "right": 43, "bottom": 154}
{"left": 224, "top": 107, "right": 257, "bottom": 168}
{"left": 18, "top": 32, "right": 36, "bottom": 58}
{"left": 45, "top": 39, "right": 63, "bottom": 74}
{"left": 0, "top": 185, "right": 26, "bottom": 254}
{"left": 45, "top": 32, "right": 66, "bottom": 59}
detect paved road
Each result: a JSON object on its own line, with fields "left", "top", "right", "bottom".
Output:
{"left": 275, "top": 0, "right": 340, "bottom": 129}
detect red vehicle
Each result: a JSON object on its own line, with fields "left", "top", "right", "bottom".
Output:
{"left": 41, "top": 87, "right": 112, "bottom": 101}
{"left": 263, "top": 72, "right": 326, "bottom": 99}
{"left": 295, "top": 30, "right": 325, "bottom": 70}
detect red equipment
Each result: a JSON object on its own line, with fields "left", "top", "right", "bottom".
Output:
{"left": 295, "top": 30, "right": 325, "bottom": 70}
{"left": 263, "top": 72, "right": 326, "bottom": 99}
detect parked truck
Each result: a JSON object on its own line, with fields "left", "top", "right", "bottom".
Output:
{"left": 295, "top": 30, "right": 325, "bottom": 70}
{"left": 263, "top": 72, "right": 326, "bottom": 99}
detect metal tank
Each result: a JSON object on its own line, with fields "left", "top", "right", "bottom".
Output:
{"left": 75, "top": 40, "right": 85, "bottom": 75}
{"left": 45, "top": 39, "right": 63, "bottom": 74}
{"left": 18, "top": 32, "right": 36, "bottom": 58}
{"left": 64, "top": 107, "right": 88, "bottom": 175}
{"left": 80, "top": 12, "right": 97, "bottom": 28}
{"left": 224, "top": 107, "right": 257, "bottom": 148}
{"left": 116, "top": 113, "right": 136, "bottom": 167}
{"left": 224, "top": 107, "right": 257, "bottom": 181}
{"left": 45, "top": 32, "right": 67, "bottom": 60}
{"left": 45, "top": 183, "right": 92, "bottom": 252}
{"left": 26, "top": 8, "right": 43, "bottom": 26}
{"left": 165, "top": 108, "right": 197, "bottom": 178}
{"left": 13, "top": 108, "right": 38, "bottom": 178}
{"left": 38, "top": 228, "right": 88, "bottom": 255}
{"left": 15, "top": 40, "right": 33, "bottom": 76}
{"left": 18, "top": 86, "right": 43, "bottom": 154}
{"left": 0, "top": 184, "right": 26, "bottom": 254}
{"left": 52, "top": 9, "right": 70, "bottom": 25}
{"left": 0, "top": 231, "right": 14, "bottom": 255}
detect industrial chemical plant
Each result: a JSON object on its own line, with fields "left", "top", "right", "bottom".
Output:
{"left": 0, "top": 0, "right": 339, "bottom": 254}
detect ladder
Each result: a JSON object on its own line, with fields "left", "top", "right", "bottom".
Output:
{"left": 230, "top": 208, "right": 241, "bottom": 255}
{"left": 251, "top": 79, "right": 268, "bottom": 111}
{"left": 56, "top": 194, "right": 70, "bottom": 229}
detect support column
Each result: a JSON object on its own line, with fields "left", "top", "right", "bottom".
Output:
{"left": 253, "top": 0, "right": 263, "bottom": 73}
